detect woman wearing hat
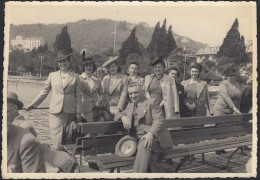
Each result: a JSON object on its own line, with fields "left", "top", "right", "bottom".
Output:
{"left": 101, "top": 56, "right": 128, "bottom": 115}
{"left": 26, "top": 49, "right": 81, "bottom": 150}
{"left": 78, "top": 51, "right": 104, "bottom": 122}
{"left": 167, "top": 67, "right": 186, "bottom": 117}
{"left": 144, "top": 57, "right": 180, "bottom": 119}
{"left": 181, "top": 62, "right": 212, "bottom": 117}
{"left": 126, "top": 61, "right": 144, "bottom": 86}
{"left": 214, "top": 67, "right": 241, "bottom": 115}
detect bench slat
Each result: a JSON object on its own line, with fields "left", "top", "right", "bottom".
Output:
{"left": 170, "top": 123, "right": 252, "bottom": 144}
{"left": 164, "top": 113, "right": 252, "bottom": 127}
{"left": 82, "top": 134, "right": 126, "bottom": 154}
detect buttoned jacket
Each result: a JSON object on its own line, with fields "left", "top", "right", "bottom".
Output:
{"left": 102, "top": 73, "right": 128, "bottom": 111}
{"left": 214, "top": 80, "right": 241, "bottom": 114}
{"left": 144, "top": 74, "right": 180, "bottom": 119}
{"left": 78, "top": 74, "right": 103, "bottom": 113}
{"left": 7, "top": 125, "right": 46, "bottom": 173}
{"left": 181, "top": 79, "right": 212, "bottom": 116}
{"left": 114, "top": 99, "right": 173, "bottom": 149}
{"left": 29, "top": 70, "right": 80, "bottom": 114}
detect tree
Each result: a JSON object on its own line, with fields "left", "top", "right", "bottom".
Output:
{"left": 118, "top": 27, "right": 143, "bottom": 68}
{"left": 147, "top": 19, "right": 177, "bottom": 61}
{"left": 147, "top": 21, "right": 160, "bottom": 57}
{"left": 53, "top": 26, "right": 73, "bottom": 53}
{"left": 217, "top": 18, "right": 248, "bottom": 66}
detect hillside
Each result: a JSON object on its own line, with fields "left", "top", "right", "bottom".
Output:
{"left": 9, "top": 19, "right": 207, "bottom": 54}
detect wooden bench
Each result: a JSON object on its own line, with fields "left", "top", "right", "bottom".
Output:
{"left": 64, "top": 113, "right": 252, "bottom": 173}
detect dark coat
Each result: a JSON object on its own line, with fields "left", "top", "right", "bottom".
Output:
{"left": 176, "top": 81, "right": 186, "bottom": 117}
{"left": 240, "top": 84, "right": 252, "bottom": 113}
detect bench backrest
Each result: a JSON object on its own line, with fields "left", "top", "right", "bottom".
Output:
{"left": 78, "top": 113, "right": 252, "bottom": 155}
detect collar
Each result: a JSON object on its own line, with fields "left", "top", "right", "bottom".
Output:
{"left": 81, "top": 72, "right": 93, "bottom": 80}
{"left": 154, "top": 74, "right": 164, "bottom": 80}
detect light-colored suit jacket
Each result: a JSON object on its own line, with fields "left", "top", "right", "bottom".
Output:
{"left": 214, "top": 80, "right": 241, "bottom": 114}
{"left": 114, "top": 99, "right": 173, "bottom": 149}
{"left": 102, "top": 73, "right": 128, "bottom": 112}
{"left": 78, "top": 74, "right": 103, "bottom": 113}
{"left": 144, "top": 74, "right": 180, "bottom": 119}
{"left": 181, "top": 79, "right": 212, "bottom": 116}
{"left": 29, "top": 70, "right": 80, "bottom": 114}
{"left": 7, "top": 124, "right": 46, "bottom": 173}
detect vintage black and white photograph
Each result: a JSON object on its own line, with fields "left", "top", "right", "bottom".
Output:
{"left": 2, "top": 1, "right": 257, "bottom": 178}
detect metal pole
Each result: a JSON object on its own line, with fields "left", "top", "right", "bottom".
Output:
{"left": 39, "top": 56, "right": 44, "bottom": 78}
{"left": 184, "top": 55, "right": 186, "bottom": 80}
{"left": 113, "top": 21, "right": 117, "bottom": 58}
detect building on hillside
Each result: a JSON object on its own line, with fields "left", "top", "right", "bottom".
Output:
{"left": 195, "top": 46, "right": 219, "bottom": 63}
{"left": 246, "top": 40, "right": 253, "bottom": 53}
{"left": 11, "top": 35, "right": 44, "bottom": 52}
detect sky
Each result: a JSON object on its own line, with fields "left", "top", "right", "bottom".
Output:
{"left": 5, "top": 1, "right": 256, "bottom": 46}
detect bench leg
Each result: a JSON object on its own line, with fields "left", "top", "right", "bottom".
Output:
{"left": 224, "top": 147, "right": 241, "bottom": 170}
{"left": 175, "top": 156, "right": 189, "bottom": 173}
{"left": 201, "top": 153, "right": 205, "bottom": 163}
{"left": 116, "top": 168, "right": 120, "bottom": 173}
{"left": 109, "top": 168, "right": 114, "bottom": 173}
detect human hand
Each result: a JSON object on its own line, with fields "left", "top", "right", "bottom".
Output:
{"left": 121, "top": 116, "right": 131, "bottom": 130}
{"left": 233, "top": 107, "right": 241, "bottom": 114}
{"left": 186, "top": 103, "right": 193, "bottom": 111}
{"left": 26, "top": 105, "right": 34, "bottom": 111}
{"left": 140, "top": 132, "right": 154, "bottom": 149}
{"left": 191, "top": 103, "right": 196, "bottom": 111}
{"left": 76, "top": 113, "right": 82, "bottom": 122}
{"left": 160, "top": 101, "right": 164, "bottom": 107}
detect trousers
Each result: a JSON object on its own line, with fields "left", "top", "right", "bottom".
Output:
{"left": 133, "top": 139, "right": 161, "bottom": 173}
{"left": 49, "top": 112, "right": 75, "bottom": 149}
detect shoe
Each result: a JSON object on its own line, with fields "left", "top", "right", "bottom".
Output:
{"left": 215, "top": 150, "right": 221, "bottom": 155}
{"left": 220, "top": 149, "right": 226, "bottom": 154}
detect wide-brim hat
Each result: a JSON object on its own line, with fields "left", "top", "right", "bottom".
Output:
{"left": 115, "top": 135, "right": 137, "bottom": 157}
{"left": 56, "top": 49, "right": 72, "bottom": 61}
{"left": 7, "top": 91, "right": 24, "bottom": 110}
{"left": 149, "top": 56, "right": 164, "bottom": 66}
{"left": 102, "top": 56, "right": 118, "bottom": 68}
{"left": 224, "top": 67, "right": 237, "bottom": 76}
{"left": 81, "top": 50, "right": 95, "bottom": 65}
{"left": 189, "top": 62, "right": 202, "bottom": 73}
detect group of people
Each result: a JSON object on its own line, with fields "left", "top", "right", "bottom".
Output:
{"left": 8, "top": 48, "right": 252, "bottom": 173}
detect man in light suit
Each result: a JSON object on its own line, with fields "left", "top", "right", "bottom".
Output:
{"left": 114, "top": 83, "right": 173, "bottom": 173}
{"left": 7, "top": 91, "right": 46, "bottom": 173}
{"left": 27, "top": 49, "right": 81, "bottom": 149}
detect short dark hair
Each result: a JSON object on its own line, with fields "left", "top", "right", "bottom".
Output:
{"left": 153, "top": 60, "right": 165, "bottom": 69}
{"left": 167, "top": 67, "right": 180, "bottom": 78}
{"left": 129, "top": 61, "right": 140, "bottom": 68}
{"left": 81, "top": 62, "right": 97, "bottom": 73}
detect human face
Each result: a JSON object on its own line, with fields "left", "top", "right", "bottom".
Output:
{"left": 84, "top": 63, "right": 94, "bottom": 75}
{"left": 57, "top": 58, "right": 70, "bottom": 72}
{"left": 169, "top": 70, "right": 178, "bottom": 80}
{"left": 153, "top": 63, "right": 164, "bottom": 76}
{"left": 190, "top": 67, "right": 199, "bottom": 79}
{"left": 107, "top": 62, "right": 118, "bottom": 75}
{"left": 7, "top": 102, "right": 18, "bottom": 124}
{"left": 128, "top": 64, "right": 139, "bottom": 77}
{"left": 128, "top": 86, "right": 142, "bottom": 104}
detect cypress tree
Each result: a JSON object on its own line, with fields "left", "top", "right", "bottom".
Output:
{"left": 158, "top": 19, "right": 167, "bottom": 58}
{"left": 147, "top": 22, "right": 160, "bottom": 56}
{"left": 118, "top": 27, "right": 143, "bottom": 63}
{"left": 53, "top": 26, "right": 73, "bottom": 53}
{"left": 165, "top": 25, "right": 177, "bottom": 57}
{"left": 217, "top": 18, "right": 247, "bottom": 65}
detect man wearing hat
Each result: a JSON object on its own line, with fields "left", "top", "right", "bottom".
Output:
{"left": 27, "top": 49, "right": 81, "bottom": 150}
{"left": 77, "top": 51, "right": 104, "bottom": 121}
{"left": 7, "top": 91, "right": 46, "bottom": 173}
{"left": 114, "top": 83, "right": 173, "bottom": 173}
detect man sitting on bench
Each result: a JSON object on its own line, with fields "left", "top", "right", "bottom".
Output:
{"left": 114, "top": 83, "right": 173, "bottom": 173}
